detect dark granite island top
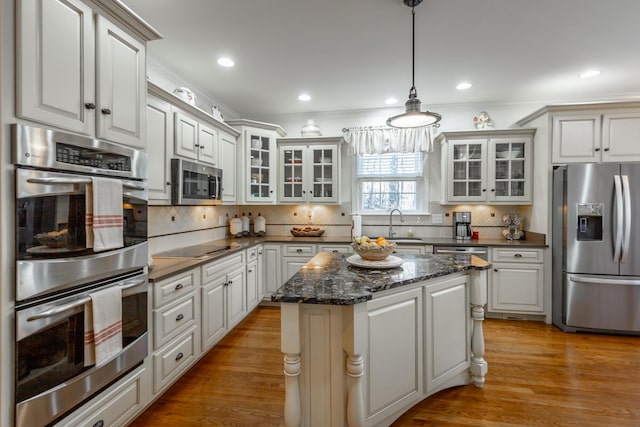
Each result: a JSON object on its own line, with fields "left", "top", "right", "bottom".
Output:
{"left": 271, "top": 252, "right": 491, "bottom": 305}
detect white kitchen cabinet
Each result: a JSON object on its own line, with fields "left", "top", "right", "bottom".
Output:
{"left": 277, "top": 137, "right": 342, "bottom": 204}
{"left": 263, "top": 244, "right": 282, "bottom": 296}
{"left": 201, "top": 251, "right": 247, "bottom": 352}
{"left": 318, "top": 243, "right": 353, "bottom": 254}
{"left": 552, "top": 109, "right": 640, "bottom": 163}
{"left": 17, "top": 0, "right": 157, "bottom": 148}
{"left": 219, "top": 131, "right": 237, "bottom": 203}
{"left": 246, "top": 260, "right": 259, "bottom": 312}
{"left": 437, "top": 129, "right": 535, "bottom": 204}
{"left": 174, "top": 112, "right": 219, "bottom": 166}
{"left": 146, "top": 92, "right": 173, "bottom": 204}
{"left": 424, "top": 275, "right": 470, "bottom": 393}
{"left": 150, "top": 267, "right": 201, "bottom": 395}
{"left": 365, "top": 287, "right": 423, "bottom": 422}
{"left": 53, "top": 364, "right": 149, "bottom": 427}
{"left": 489, "top": 248, "right": 544, "bottom": 314}
{"left": 282, "top": 243, "right": 317, "bottom": 283}
{"left": 394, "top": 245, "right": 430, "bottom": 255}
{"left": 226, "top": 119, "right": 287, "bottom": 204}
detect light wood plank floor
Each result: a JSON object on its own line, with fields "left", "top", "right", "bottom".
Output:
{"left": 130, "top": 306, "right": 640, "bottom": 427}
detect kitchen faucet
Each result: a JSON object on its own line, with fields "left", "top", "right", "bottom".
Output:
{"left": 388, "top": 209, "right": 404, "bottom": 239}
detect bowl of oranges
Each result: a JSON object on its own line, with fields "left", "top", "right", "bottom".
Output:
{"left": 352, "top": 236, "right": 397, "bottom": 261}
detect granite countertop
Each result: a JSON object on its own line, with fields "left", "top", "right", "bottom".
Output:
{"left": 149, "top": 234, "right": 542, "bottom": 282}
{"left": 270, "top": 252, "right": 490, "bottom": 306}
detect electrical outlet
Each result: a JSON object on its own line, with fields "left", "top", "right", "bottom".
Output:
{"left": 431, "top": 214, "right": 443, "bottom": 224}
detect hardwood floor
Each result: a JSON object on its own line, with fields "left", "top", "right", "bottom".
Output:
{"left": 130, "top": 306, "right": 640, "bottom": 427}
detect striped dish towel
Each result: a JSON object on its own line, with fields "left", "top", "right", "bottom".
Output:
{"left": 86, "top": 177, "right": 123, "bottom": 252}
{"left": 84, "top": 286, "right": 123, "bottom": 367}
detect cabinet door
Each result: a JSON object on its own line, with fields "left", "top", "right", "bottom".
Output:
{"left": 446, "top": 140, "right": 487, "bottom": 202}
{"left": 247, "top": 131, "right": 276, "bottom": 203}
{"left": 17, "top": 0, "right": 95, "bottom": 135}
{"left": 602, "top": 111, "right": 640, "bottom": 162}
{"left": 246, "top": 261, "right": 259, "bottom": 311}
{"left": 487, "top": 137, "right": 531, "bottom": 203}
{"left": 96, "top": 16, "right": 146, "bottom": 148}
{"left": 219, "top": 132, "right": 237, "bottom": 203}
{"left": 263, "top": 245, "right": 282, "bottom": 294}
{"left": 309, "top": 145, "right": 339, "bottom": 203}
{"left": 201, "top": 276, "right": 226, "bottom": 351}
{"left": 279, "top": 145, "right": 306, "bottom": 203}
{"left": 393, "top": 246, "right": 425, "bottom": 255}
{"left": 197, "top": 123, "right": 219, "bottom": 166}
{"left": 147, "top": 95, "right": 173, "bottom": 204}
{"left": 424, "top": 276, "right": 469, "bottom": 392}
{"left": 490, "top": 263, "right": 544, "bottom": 313}
{"left": 282, "top": 257, "right": 312, "bottom": 283}
{"left": 552, "top": 114, "right": 601, "bottom": 163}
{"left": 227, "top": 267, "right": 246, "bottom": 329}
{"left": 174, "top": 112, "right": 199, "bottom": 159}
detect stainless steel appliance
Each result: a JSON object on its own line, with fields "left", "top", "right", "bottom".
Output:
{"left": 453, "top": 211, "right": 472, "bottom": 240}
{"left": 13, "top": 124, "right": 149, "bottom": 426}
{"left": 434, "top": 246, "right": 488, "bottom": 261}
{"left": 171, "top": 158, "right": 223, "bottom": 205}
{"left": 553, "top": 164, "right": 640, "bottom": 334}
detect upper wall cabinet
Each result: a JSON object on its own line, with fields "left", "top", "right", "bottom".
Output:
{"left": 276, "top": 137, "right": 343, "bottom": 204}
{"left": 552, "top": 108, "right": 640, "bottom": 163}
{"left": 436, "top": 128, "right": 536, "bottom": 205}
{"left": 146, "top": 82, "right": 240, "bottom": 205}
{"left": 226, "top": 120, "right": 287, "bottom": 205}
{"left": 16, "top": 0, "right": 161, "bottom": 148}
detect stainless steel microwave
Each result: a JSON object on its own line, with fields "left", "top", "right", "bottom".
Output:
{"left": 171, "top": 158, "right": 223, "bottom": 205}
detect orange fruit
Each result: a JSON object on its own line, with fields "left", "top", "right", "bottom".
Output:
{"left": 376, "top": 237, "right": 387, "bottom": 246}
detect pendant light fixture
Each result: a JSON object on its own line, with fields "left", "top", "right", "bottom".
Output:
{"left": 387, "top": 0, "right": 442, "bottom": 128}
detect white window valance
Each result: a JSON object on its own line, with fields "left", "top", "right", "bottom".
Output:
{"left": 343, "top": 126, "right": 434, "bottom": 155}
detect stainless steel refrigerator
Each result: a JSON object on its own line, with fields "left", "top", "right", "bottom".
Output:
{"left": 553, "top": 163, "right": 640, "bottom": 334}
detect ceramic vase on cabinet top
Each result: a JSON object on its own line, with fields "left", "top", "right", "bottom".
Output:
{"left": 301, "top": 119, "right": 322, "bottom": 136}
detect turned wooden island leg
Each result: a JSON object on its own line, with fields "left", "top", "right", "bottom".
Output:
{"left": 281, "top": 303, "right": 302, "bottom": 427}
{"left": 470, "top": 269, "right": 489, "bottom": 388}
{"left": 346, "top": 354, "right": 365, "bottom": 427}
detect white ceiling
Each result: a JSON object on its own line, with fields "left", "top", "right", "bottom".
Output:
{"left": 123, "top": 0, "right": 640, "bottom": 118}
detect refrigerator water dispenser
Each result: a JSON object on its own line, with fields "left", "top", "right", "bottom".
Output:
{"left": 576, "top": 204, "right": 603, "bottom": 241}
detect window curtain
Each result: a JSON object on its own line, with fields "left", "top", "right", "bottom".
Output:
{"left": 343, "top": 126, "right": 434, "bottom": 155}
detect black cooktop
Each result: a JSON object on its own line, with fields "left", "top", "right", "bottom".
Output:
{"left": 154, "top": 244, "right": 231, "bottom": 258}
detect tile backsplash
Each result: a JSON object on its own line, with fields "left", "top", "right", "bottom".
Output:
{"left": 149, "top": 203, "right": 533, "bottom": 254}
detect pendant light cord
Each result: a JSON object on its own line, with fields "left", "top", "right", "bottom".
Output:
{"left": 409, "top": 6, "right": 417, "bottom": 99}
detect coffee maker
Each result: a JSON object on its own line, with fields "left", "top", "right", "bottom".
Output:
{"left": 453, "top": 211, "right": 472, "bottom": 240}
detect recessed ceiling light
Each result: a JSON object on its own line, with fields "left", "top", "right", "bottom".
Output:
{"left": 385, "top": 97, "right": 398, "bottom": 105}
{"left": 217, "top": 57, "right": 235, "bottom": 68}
{"left": 579, "top": 69, "right": 600, "bottom": 79}
{"left": 456, "top": 82, "right": 472, "bottom": 90}
{"left": 298, "top": 93, "right": 311, "bottom": 101}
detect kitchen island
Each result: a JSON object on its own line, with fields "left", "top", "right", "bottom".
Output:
{"left": 271, "top": 252, "right": 490, "bottom": 427}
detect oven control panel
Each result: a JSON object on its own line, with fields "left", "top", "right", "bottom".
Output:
{"left": 56, "top": 143, "right": 131, "bottom": 171}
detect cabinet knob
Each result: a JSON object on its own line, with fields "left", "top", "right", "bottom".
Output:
{"left": 604, "top": 147, "right": 610, "bottom": 152}
{"left": 595, "top": 148, "right": 600, "bottom": 152}
{"left": 100, "top": 108, "right": 111, "bottom": 115}
{"left": 92, "top": 421, "right": 104, "bottom": 427}
{"left": 514, "top": 253, "right": 522, "bottom": 258}
{"left": 175, "top": 352, "right": 184, "bottom": 361}
{"left": 248, "top": 269, "right": 253, "bottom": 273}
{"left": 84, "top": 102, "right": 96, "bottom": 110}
{"left": 482, "top": 189, "right": 487, "bottom": 192}
{"left": 493, "top": 268, "right": 498, "bottom": 272}
{"left": 175, "top": 313, "right": 184, "bottom": 321}
{"left": 229, "top": 280, "right": 233, "bottom": 284}
{"left": 270, "top": 190, "right": 274, "bottom": 193}
{"left": 175, "top": 283, "right": 183, "bottom": 290}
{"left": 167, "top": 182, "right": 171, "bottom": 186}
{"left": 491, "top": 189, "right": 495, "bottom": 192}
{"left": 296, "top": 249, "right": 303, "bottom": 253}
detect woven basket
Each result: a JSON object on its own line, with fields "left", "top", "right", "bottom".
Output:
{"left": 290, "top": 228, "right": 325, "bottom": 237}
{"left": 352, "top": 242, "right": 397, "bottom": 261}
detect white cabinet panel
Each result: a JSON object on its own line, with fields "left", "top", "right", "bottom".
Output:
{"left": 246, "top": 261, "right": 259, "bottom": 311}
{"left": 219, "top": 132, "right": 237, "bottom": 202}
{"left": 201, "top": 275, "right": 226, "bottom": 350}
{"left": 491, "top": 264, "right": 544, "bottom": 312}
{"left": 147, "top": 95, "right": 173, "bottom": 204}
{"left": 153, "top": 327, "right": 198, "bottom": 393}
{"left": 602, "top": 111, "right": 640, "bottom": 162}
{"left": 552, "top": 114, "right": 601, "bottom": 163}
{"left": 263, "top": 244, "right": 282, "bottom": 295}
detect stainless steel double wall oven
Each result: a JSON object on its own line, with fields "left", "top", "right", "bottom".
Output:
{"left": 13, "top": 125, "right": 149, "bottom": 427}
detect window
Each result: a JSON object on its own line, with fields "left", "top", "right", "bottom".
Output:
{"left": 354, "top": 152, "right": 428, "bottom": 214}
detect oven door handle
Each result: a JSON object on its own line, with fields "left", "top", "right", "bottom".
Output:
{"left": 26, "top": 279, "right": 146, "bottom": 321}
{"left": 27, "top": 177, "right": 145, "bottom": 191}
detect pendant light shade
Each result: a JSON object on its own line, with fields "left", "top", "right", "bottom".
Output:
{"left": 387, "top": 0, "right": 442, "bottom": 128}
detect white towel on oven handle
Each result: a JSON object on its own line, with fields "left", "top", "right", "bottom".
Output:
{"left": 85, "top": 177, "right": 123, "bottom": 252}
{"left": 84, "top": 286, "right": 123, "bottom": 367}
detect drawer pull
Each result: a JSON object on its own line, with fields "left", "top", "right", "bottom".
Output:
{"left": 514, "top": 253, "right": 523, "bottom": 258}
{"left": 229, "top": 280, "right": 233, "bottom": 284}
{"left": 296, "top": 249, "right": 303, "bottom": 253}
{"left": 493, "top": 269, "right": 498, "bottom": 272}
{"left": 332, "top": 250, "right": 339, "bottom": 253}
{"left": 175, "top": 283, "right": 184, "bottom": 290}
{"left": 101, "top": 107, "right": 111, "bottom": 115}
{"left": 92, "top": 421, "right": 104, "bottom": 427}
{"left": 175, "top": 352, "right": 184, "bottom": 361}
{"left": 84, "top": 102, "right": 96, "bottom": 110}
{"left": 248, "top": 269, "right": 253, "bottom": 273}
{"left": 175, "top": 313, "right": 184, "bottom": 321}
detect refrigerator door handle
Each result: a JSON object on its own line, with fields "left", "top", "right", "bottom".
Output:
{"left": 613, "top": 175, "right": 624, "bottom": 263}
{"left": 568, "top": 274, "right": 640, "bottom": 286}
{"left": 621, "top": 175, "right": 632, "bottom": 263}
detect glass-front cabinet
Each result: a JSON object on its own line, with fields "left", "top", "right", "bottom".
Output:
{"left": 438, "top": 129, "right": 536, "bottom": 204}
{"left": 277, "top": 137, "right": 342, "bottom": 204}
{"left": 226, "top": 119, "right": 287, "bottom": 204}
